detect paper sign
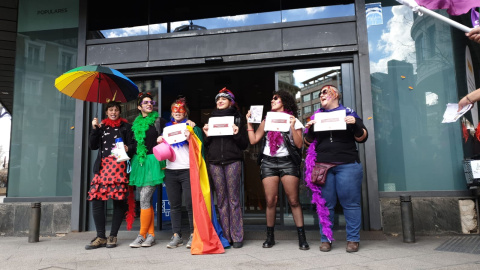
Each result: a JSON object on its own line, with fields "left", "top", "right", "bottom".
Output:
{"left": 163, "top": 123, "right": 187, "bottom": 144}
{"left": 208, "top": 116, "right": 234, "bottom": 136}
{"left": 471, "top": 160, "right": 480, "bottom": 179}
{"left": 264, "top": 112, "right": 290, "bottom": 132}
{"left": 442, "top": 103, "right": 472, "bottom": 123}
{"left": 248, "top": 105, "right": 264, "bottom": 123}
{"left": 314, "top": 110, "right": 346, "bottom": 131}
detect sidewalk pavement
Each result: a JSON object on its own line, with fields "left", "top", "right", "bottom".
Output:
{"left": 1, "top": 230, "right": 480, "bottom": 270}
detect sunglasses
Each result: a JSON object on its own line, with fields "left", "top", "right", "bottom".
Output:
{"left": 320, "top": 89, "right": 330, "bottom": 96}
{"left": 272, "top": 96, "right": 280, "bottom": 100}
{"left": 141, "top": 100, "right": 156, "bottom": 105}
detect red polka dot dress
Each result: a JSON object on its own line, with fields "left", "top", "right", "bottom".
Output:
{"left": 88, "top": 121, "right": 130, "bottom": 201}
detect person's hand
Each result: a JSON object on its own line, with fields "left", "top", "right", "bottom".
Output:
{"left": 466, "top": 27, "right": 480, "bottom": 44}
{"left": 246, "top": 110, "right": 251, "bottom": 121}
{"left": 92, "top": 118, "right": 101, "bottom": 129}
{"left": 203, "top": 124, "right": 209, "bottom": 137}
{"left": 345, "top": 116, "right": 356, "bottom": 125}
{"left": 289, "top": 115, "right": 296, "bottom": 128}
{"left": 185, "top": 129, "right": 191, "bottom": 140}
{"left": 186, "top": 120, "right": 196, "bottom": 128}
{"left": 233, "top": 124, "right": 239, "bottom": 135}
{"left": 157, "top": 136, "right": 164, "bottom": 144}
{"left": 305, "top": 120, "right": 316, "bottom": 130}
{"left": 458, "top": 95, "right": 473, "bottom": 112}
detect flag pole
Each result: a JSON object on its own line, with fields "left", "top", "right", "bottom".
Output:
{"left": 396, "top": 0, "right": 473, "bottom": 33}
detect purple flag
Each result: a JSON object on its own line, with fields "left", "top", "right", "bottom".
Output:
{"left": 415, "top": 0, "right": 478, "bottom": 16}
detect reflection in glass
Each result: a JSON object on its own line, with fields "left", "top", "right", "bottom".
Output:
{"left": 282, "top": 4, "right": 355, "bottom": 22}
{"left": 93, "top": 4, "right": 355, "bottom": 39}
{"left": 368, "top": 4, "right": 465, "bottom": 192}
{"left": 277, "top": 66, "right": 343, "bottom": 228}
{"left": 9, "top": 30, "right": 78, "bottom": 197}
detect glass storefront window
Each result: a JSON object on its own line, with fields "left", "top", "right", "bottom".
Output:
{"left": 367, "top": 2, "right": 476, "bottom": 191}
{"left": 91, "top": 2, "right": 355, "bottom": 39}
{"left": 8, "top": 0, "right": 78, "bottom": 197}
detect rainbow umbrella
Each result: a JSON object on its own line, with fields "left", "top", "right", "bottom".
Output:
{"left": 54, "top": 65, "right": 139, "bottom": 103}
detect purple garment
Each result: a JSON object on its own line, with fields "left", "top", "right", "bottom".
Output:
{"left": 472, "top": 8, "right": 479, "bottom": 28}
{"left": 415, "top": 0, "right": 478, "bottom": 16}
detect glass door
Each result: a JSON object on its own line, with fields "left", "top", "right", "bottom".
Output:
{"left": 275, "top": 63, "right": 356, "bottom": 229}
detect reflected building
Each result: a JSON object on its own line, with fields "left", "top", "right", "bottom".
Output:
{"left": 299, "top": 69, "right": 340, "bottom": 123}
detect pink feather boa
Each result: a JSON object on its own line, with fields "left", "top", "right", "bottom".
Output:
{"left": 267, "top": 110, "right": 293, "bottom": 155}
{"left": 304, "top": 139, "right": 334, "bottom": 242}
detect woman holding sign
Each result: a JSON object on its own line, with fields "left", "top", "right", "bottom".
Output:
{"left": 203, "top": 88, "right": 248, "bottom": 248}
{"left": 246, "top": 90, "right": 309, "bottom": 250}
{"left": 304, "top": 85, "right": 367, "bottom": 253}
{"left": 158, "top": 96, "right": 201, "bottom": 249}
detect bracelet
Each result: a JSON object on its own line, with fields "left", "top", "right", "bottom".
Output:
{"left": 466, "top": 95, "right": 473, "bottom": 104}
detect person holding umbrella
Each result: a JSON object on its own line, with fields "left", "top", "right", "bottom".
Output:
{"left": 85, "top": 100, "right": 134, "bottom": 250}
{"left": 129, "top": 92, "right": 167, "bottom": 248}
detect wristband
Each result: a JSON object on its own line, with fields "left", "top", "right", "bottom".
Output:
{"left": 466, "top": 95, "right": 473, "bottom": 104}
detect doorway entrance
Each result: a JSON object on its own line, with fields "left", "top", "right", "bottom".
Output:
{"left": 101, "top": 61, "right": 362, "bottom": 232}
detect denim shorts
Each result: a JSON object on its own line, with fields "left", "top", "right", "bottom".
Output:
{"left": 260, "top": 155, "right": 300, "bottom": 179}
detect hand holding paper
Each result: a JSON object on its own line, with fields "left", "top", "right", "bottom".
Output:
{"left": 442, "top": 103, "right": 472, "bottom": 123}
{"left": 314, "top": 110, "right": 347, "bottom": 131}
{"left": 264, "top": 112, "right": 290, "bottom": 132}
{"left": 208, "top": 116, "right": 235, "bottom": 136}
{"left": 163, "top": 123, "right": 188, "bottom": 144}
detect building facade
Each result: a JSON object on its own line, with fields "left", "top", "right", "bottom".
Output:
{"left": 1, "top": 0, "right": 479, "bottom": 236}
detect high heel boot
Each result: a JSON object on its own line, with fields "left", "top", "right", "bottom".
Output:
{"left": 262, "top": 226, "right": 275, "bottom": 248}
{"left": 297, "top": 226, "right": 310, "bottom": 250}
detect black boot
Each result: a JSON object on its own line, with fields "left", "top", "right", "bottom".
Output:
{"left": 262, "top": 226, "right": 275, "bottom": 248}
{"left": 297, "top": 226, "right": 310, "bottom": 250}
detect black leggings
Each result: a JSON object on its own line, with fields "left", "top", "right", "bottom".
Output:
{"left": 91, "top": 199, "right": 127, "bottom": 238}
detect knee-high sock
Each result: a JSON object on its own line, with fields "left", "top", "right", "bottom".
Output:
{"left": 148, "top": 206, "right": 155, "bottom": 237}
{"left": 139, "top": 208, "right": 151, "bottom": 238}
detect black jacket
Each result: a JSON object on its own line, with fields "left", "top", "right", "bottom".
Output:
{"left": 89, "top": 121, "right": 134, "bottom": 175}
{"left": 204, "top": 110, "right": 248, "bottom": 164}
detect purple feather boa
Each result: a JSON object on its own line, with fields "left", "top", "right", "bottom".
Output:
{"left": 304, "top": 139, "right": 334, "bottom": 242}
{"left": 267, "top": 110, "right": 293, "bottom": 156}
{"left": 267, "top": 131, "right": 283, "bottom": 155}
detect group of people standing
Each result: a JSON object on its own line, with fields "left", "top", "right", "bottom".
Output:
{"left": 84, "top": 84, "right": 368, "bottom": 253}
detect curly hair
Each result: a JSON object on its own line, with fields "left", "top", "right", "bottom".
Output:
{"left": 273, "top": 90, "right": 298, "bottom": 118}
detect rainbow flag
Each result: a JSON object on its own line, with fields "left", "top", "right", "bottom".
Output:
{"left": 188, "top": 126, "right": 225, "bottom": 255}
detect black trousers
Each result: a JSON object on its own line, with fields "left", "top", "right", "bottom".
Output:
{"left": 91, "top": 199, "right": 127, "bottom": 238}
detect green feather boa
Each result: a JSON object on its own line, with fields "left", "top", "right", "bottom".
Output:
{"left": 132, "top": 111, "right": 159, "bottom": 165}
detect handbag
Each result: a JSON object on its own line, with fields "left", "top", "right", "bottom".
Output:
{"left": 281, "top": 132, "right": 302, "bottom": 165}
{"left": 311, "top": 163, "right": 337, "bottom": 186}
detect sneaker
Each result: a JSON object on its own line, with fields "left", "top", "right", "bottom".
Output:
{"left": 166, "top": 233, "right": 183, "bottom": 248}
{"left": 129, "top": 235, "right": 145, "bottom": 248}
{"left": 186, "top": 234, "right": 193, "bottom": 249}
{"left": 141, "top": 234, "right": 156, "bottom": 247}
{"left": 106, "top": 236, "right": 117, "bottom": 248}
{"left": 85, "top": 237, "right": 107, "bottom": 250}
